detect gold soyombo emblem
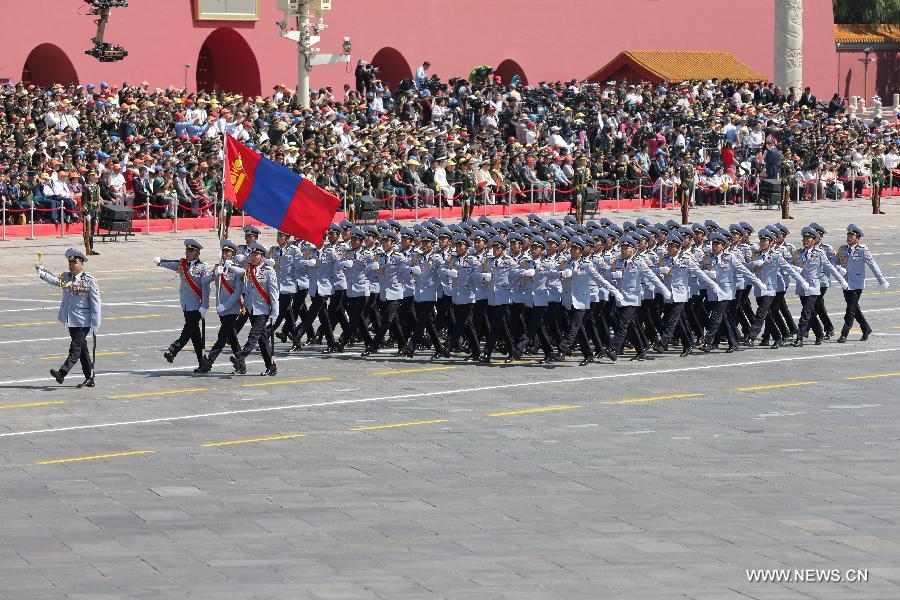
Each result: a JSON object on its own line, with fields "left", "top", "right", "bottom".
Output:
{"left": 231, "top": 154, "right": 247, "bottom": 195}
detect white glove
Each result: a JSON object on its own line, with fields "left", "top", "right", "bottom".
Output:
{"left": 714, "top": 286, "right": 725, "bottom": 297}
{"left": 804, "top": 285, "right": 816, "bottom": 295}
{"left": 410, "top": 266, "right": 422, "bottom": 275}
{"left": 153, "top": 256, "right": 161, "bottom": 265}
{"left": 883, "top": 281, "right": 890, "bottom": 289}
{"left": 90, "top": 327, "right": 98, "bottom": 335}
{"left": 214, "top": 266, "right": 224, "bottom": 276}
{"left": 263, "top": 258, "right": 275, "bottom": 267}
{"left": 610, "top": 271, "right": 622, "bottom": 279}
{"left": 561, "top": 269, "right": 572, "bottom": 279}
{"left": 267, "top": 315, "right": 276, "bottom": 327}
{"left": 34, "top": 263, "right": 44, "bottom": 273}
{"left": 224, "top": 259, "right": 234, "bottom": 268}
{"left": 235, "top": 254, "right": 246, "bottom": 263}
{"left": 614, "top": 291, "right": 624, "bottom": 303}
{"left": 446, "top": 269, "right": 458, "bottom": 278}
{"left": 199, "top": 307, "right": 207, "bottom": 319}
{"left": 658, "top": 266, "right": 671, "bottom": 275}
{"left": 216, "top": 304, "right": 225, "bottom": 313}
{"left": 841, "top": 283, "right": 849, "bottom": 291}
{"left": 663, "top": 290, "right": 672, "bottom": 301}
{"left": 341, "top": 260, "right": 353, "bottom": 269}
{"left": 482, "top": 272, "right": 492, "bottom": 282}
{"left": 523, "top": 269, "right": 536, "bottom": 277}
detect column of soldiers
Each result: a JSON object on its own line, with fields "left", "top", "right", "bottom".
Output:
{"left": 137, "top": 217, "right": 889, "bottom": 378}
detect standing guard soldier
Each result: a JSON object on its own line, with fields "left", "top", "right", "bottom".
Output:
{"left": 35, "top": 248, "right": 102, "bottom": 387}
{"left": 573, "top": 155, "right": 591, "bottom": 224}
{"left": 153, "top": 239, "right": 212, "bottom": 371}
{"left": 460, "top": 159, "right": 477, "bottom": 222}
{"left": 871, "top": 144, "right": 886, "bottom": 214}
{"left": 200, "top": 240, "right": 245, "bottom": 372}
{"left": 678, "top": 152, "right": 695, "bottom": 225}
{"left": 226, "top": 243, "right": 279, "bottom": 376}
{"left": 780, "top": 148, "right": 796, "bottom": 220}
{"left": 347, "top": 162, "right": 367, "bottom": 222}
{"left": 81, "top": 170, "right": 102, "bottom": 256}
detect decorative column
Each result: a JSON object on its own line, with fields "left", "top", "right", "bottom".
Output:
{"left": 774, "top": 0, "right": 803, "bottom": 92}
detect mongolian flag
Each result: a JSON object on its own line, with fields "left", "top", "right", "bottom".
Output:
{"left": 224, "top": 134, "right": 340, "bottom": 244}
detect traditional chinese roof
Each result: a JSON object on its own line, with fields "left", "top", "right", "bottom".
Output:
{"left": 835, "top": 24, "right": 900, "bottom": 50}
{"left": 587, "top": 51, "right": 767, "bottom": 85}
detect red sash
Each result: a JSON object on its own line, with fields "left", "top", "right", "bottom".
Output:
{"left": 220, "top": 274, "right": 246, "bottom": 312}
{"left": 248, "top": 266, "right": 272, "bottom": 306}
{"left": 179, "top": 259, "right": 202, "bottom": 298}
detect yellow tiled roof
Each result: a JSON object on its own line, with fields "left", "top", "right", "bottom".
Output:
{"left": 834, "top": 24, "right": 900, "bottom": 44}
{"left": 620, "top": 51, "right": 766, "bottom": 82}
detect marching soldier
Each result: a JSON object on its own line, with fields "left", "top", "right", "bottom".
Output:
{"left": 790, "top": 227, "right": 847, "bottom": 346}
{"left": 199, "top": 240, "right": 245, "bottom": 373}
{"left": 403, "top": 231, "right": 446, "bottom": 358}
{"left": 238, "top": 225, "right": 261, "bottom": 263}
{"left": 836, "top": 224, "right": 890, "bottom": 343}
{"left": 226, "top": 242, "right": 279, "bottom": 375}
{"left": 35, "top": 248, "right": 102, "bottom": 387}
{"left": 269, "top": 231, "right": 300, "bottom": 345}
{"left": 153, "top": 239, "right": 212, "bottom": 371}
{"left": 871, "top": 145, "right": 886, "bottom": 214}
{"left": 81, "top": 170, "right": 102, "bottom": 256}
{"left": 334, "top": 227, "right": 374, "bottom": 353}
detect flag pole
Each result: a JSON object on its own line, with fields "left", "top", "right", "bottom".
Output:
{"left": 219, "top": 138, "right": 228, "bottom": 240}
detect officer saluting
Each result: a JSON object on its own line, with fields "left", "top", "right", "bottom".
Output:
{"left": 154, "top": 239, "right": 212, "bottom": 371}
{"left": 36, "top": 248, "right": 102, "bottom": 387}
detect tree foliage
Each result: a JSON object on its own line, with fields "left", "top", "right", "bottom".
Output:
{"left": 833, "top": 0, "right": 900, "bottom": 24}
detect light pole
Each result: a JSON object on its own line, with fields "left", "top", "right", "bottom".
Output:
{"left": 860, "top": 47, "right": 873, "bottom": 106}
{"left": 183, "top": 63, "right": 190, "bottom": 92}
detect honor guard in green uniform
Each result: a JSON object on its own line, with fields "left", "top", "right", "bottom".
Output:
{"left": 871, "top": 145, "right": 886, "bottom": 214}
{"left": 780, "top": 148, "right": 796, "bottom": 220}
{"left": 573, "top": 155, "right": 590, "bottom": 224}
{"left": 460, "top": 158, "right": 477, "bottom": 222}
{"left": 81, "top": 170, "right": 102, "bottom": 256}
{"left": 347, "top": 162, "right": 367, "bottom": 222}
{"left": 678, "top": 152, "right": 695, "bottom": 225}
{"left": 35, "top": 248, "right": 102, "bottom": 388}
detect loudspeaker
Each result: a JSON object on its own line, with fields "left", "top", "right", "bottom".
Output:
{"left": 585, "top": 187, "right": 601, "bottom": 202}
{"left": 100, "top": 204, "right": 134, "bottom": 222}
{"left": 360, "top": 195, "right": 382, "bottom": 212}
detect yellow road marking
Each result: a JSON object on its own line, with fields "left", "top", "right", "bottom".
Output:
{"left": 241, "top": 377, "right": 333, "bottom": 388}
{"left": 736, "top": 381, "right": 817, "bottom": 392}
{"left": 352, "top": 419, "right": 448, "bottom": 431}
{"left": 203, "top": 433, "right": 307, "bottom": 447}
{"left": 141, "top": 286, "right": 176, "bottom": 291}
{"left": 0, "top": 401, "right": 66, "bottom": 410}
{"left": 371, "top": 366, "right": 458, "bottom": 375}
{"left": 846, "top": 372, "right": 900, "bottom": 381}
{"left": 488, "top": 405, "right": 582, "bottom": 416}
{"left": 108, "top": 387, "right": 207, "bottom": 399}
{"left": 606, "top": 393, "right": 705, "bottom": 404}
{"left": 40, "top": 351, "right": 127, "bottom": 360}
{"left": 38, "top": 450, "right": 156, "bottom": 465}
{"left": 1, "top": 313, "right": 164, "bottom": 327}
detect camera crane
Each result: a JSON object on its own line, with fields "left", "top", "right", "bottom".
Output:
{"left": 84, "top": 0, "right": 128, "bottom": 62}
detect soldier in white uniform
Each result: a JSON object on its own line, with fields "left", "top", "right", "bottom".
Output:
{"left": 226, "top": 242, "right": 280, "bottom": 376}
{"left": 199, "top": 240, "right": 245, "bottom": 373}
{"left": 35, "top": 248, "right": 102, "bottom": 387}
{"left": 836, "top": 224, "right": 891, "bottom": 343}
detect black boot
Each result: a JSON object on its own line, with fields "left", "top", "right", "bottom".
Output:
{"left": 792, "top": 336, "right": 803, "bottom": 347}
{"left": 194, "top": 357, "right": 212, "bottom": 373}
{"left": 261, "top": 364, "right": 277, "bottom": 376}
{"left": 229, "top": 355, "right": 247, "bottom": 374}
{"left": 76, "top": 377, "right": 94, "bottom": 388}
{"left": 861, "top": 328, "right": 872, "bottom": 341}
{"left": 50, "top": 368, "right": 66, "bottom": 384}
{"left": 163, "top": 349, "right": 176, "bottom": 363}
{"left": 837, "top": 334, "right": 847, "bottom": 343}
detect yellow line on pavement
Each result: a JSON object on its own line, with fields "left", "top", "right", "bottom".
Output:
{"left": 241, "top": 377, "right": 332, "bottom": 388}
{"left": 736, "top": 381, "right": 817, "bottom": 392}
{"left": 371, "top": 366, "right": 458, "bottom": 375}
{"left": 203, "top": 433, "right": 307, "bottom": 447}
{"left": 38, "top": 450, "right": 157, "bottom": 465}
{"left": 0, "top": 401, "right": 66, "bottom": 410}
{"left": 607, "top": 393, "right": 705, "bottom": 404}
{"left": 846, "top": 372, "right": 900, "bottom": 381}
{"left": 40, "top": 351, "right": 127, "bottom": 360}
{"left": 108, "top": 387, "right": 207, "bottom": 399}
{"left": 1, "top": 313, "right": 164, "bottom": 327}
{"left": 488, "top": 405, "right": 582, "bottom": 416}
{"left": 352, "top": 419, "right": 448, "bottom": 431}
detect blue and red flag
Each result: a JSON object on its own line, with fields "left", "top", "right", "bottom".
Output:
{"left": 224, "top": 134, "right": 340, "bottom": 244}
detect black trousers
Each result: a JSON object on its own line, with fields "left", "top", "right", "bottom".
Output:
{"left": 776, "top": 290, "right": 797, "bottom": 334}
{"left": 507, "top": 303, "right": 525, "bottom": 346}
{"left": 239, "top": 313, "right": 274, "bottom": 368}
{"left": 472, "top": 298, "right": 490, "bottom": 342}
{"left": 516, "top": 305, "right": 555, "bottom": 357}
{"left": 284, "top": 288, "right": 308, "bottom": 336}
{"left": 366, "top": 292, "right": 383, "bottom": 333}
{"left": 447, "top": 303, "right": 480, "bottom": 357}
{"left": 298, "top": 294, "right": 334, "bottom": 346}
{"left": 61, "top": 326, "right": 93, "bottom": 377}
{"left": 589, "top": 299, "right": 612, "bottom": 349}
{"left": 435, "top": 294, "right": 454, "bottom": 333}
{"left": 398, "top": 296, "right": 416, "bottom": 342}
{"left": 559, "top": 308, "right": 593, "bottom": 359}
{"left": 797, "top": 295, "right": 824, "bottom": 340}
{"left": 814, "top": 286, "right": 834, "bottom": 333}
{"left": 319, "top": 289, "right": 349, "bottom": 336}
{"left": 484, "top": 304, "right": 514, "bottom": 357}
{"left": 273, "top": 292, "right": 297, "bottom": 338}
{"left": 658, "top": 302, "right": 692, "bottom": 348}
{"left": 170, "top": 309, "right": 204, "bottom": 361}
{"left": 841, "top": 289, "right": 870, "bottom": 335}
{"left": 704, "top": 300, "right": 738, "bottom": 347}
{"left": 371, "top": 299, "right": 405, "bottom": 350}
{"left": 206, "top": 313, "right": 242, "bottom": 364}
{"left": 611, "top": 305, "right": 645, "bottom": 354}
{"left": 732, "top": 287, "right": 753, "bottom": 334}
{"left": 407, "top": 300, "right": 444, "bottom": 353}
{"left": 339, "top": 295, "right": 374, "bottom": 346}
{"left": 748, "top": 295, "right": 779, "bottom": 341}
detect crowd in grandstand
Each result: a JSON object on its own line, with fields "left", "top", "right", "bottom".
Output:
{"left": 0, "top": 67, "right": 898, "bottom": 225}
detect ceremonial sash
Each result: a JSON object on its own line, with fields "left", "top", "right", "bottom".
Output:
{"left": 220, "top": 274, "right": 246, "bottom": 313}
{"left": 248, "top": 267, "right": 272, "bottom": 306}
{"left": 179, "top": 259, "right": 203, "bottom": 298}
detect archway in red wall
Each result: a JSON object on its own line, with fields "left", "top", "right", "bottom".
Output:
{"left": 21, "top": 44, "right": 78, "bottom": 87}
{"left": 370, "top": 47, "right": 412, "bottom": 91}
{"left": 494, "top": 59, "right": 528, "bottom": 86}
{"left": 196, "top": 27, "right": 261, "bottom": 97}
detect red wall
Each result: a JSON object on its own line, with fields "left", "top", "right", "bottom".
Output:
{"left": 837, "top": 50, "right": 900, "bottom": 102}
{"left": 0, "top": 0, "right": 840, "bottom": 96}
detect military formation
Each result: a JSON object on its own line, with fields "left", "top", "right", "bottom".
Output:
{"left": 33, "top": 215, "right": 890, "bottom": 384}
